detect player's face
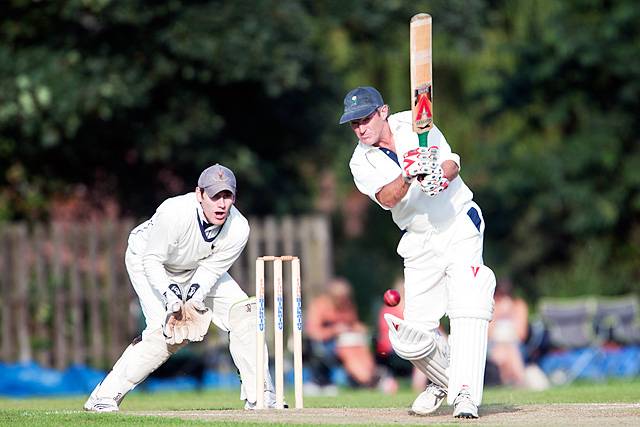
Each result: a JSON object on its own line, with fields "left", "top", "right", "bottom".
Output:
{"left": 198, "top": 189, "right": 234, "bottom": 225}
{"left": 350, "top": 107, "right": 386, "bottom": 146}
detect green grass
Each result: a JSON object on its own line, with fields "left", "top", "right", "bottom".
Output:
{"left": 0, "top": 378, "right": 638, "bottom": 426}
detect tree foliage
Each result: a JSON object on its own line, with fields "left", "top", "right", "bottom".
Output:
{"left": 466, "top": 0, "right": 640, "bottom": 299}
{"left": 1, "top": 0, "right": 638, "bottom": 306}
{"left": 0, "top": 0, "right": 338, "bottom": 217}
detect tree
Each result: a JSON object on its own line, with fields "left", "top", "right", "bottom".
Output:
{"left": 0, "top": 0, "right": 340, "bottom": 219}
{"left": 467, "top": 0, "right": 640, "bottom": 298}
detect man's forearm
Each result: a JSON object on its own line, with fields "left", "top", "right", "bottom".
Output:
{"left": 142, "top": 255, "right": 172, "bottom": 296}
{"left": 376, "top": 175, "right": 411, "bottom": 208}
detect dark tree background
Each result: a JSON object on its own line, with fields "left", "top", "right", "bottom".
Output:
{"left": 1, "top": 0, "right": 638, "bottom": 317}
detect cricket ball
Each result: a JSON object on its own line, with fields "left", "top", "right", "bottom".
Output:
{"left": 383, "top": 289, "right": 401, "bottom": 307}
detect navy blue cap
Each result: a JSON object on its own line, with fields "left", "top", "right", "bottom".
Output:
{"left": 339, "top": 86, "right": 384, "bottom": 124}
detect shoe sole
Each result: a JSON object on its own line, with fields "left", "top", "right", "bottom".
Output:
{"left": 84, "top": 406, "right": 118, "bottom": 413}
{"left": 454, "top": 412, "right": 478, "bottom": 419}
{"left": 83, "top": 399, "right": 118, "bottom": 413}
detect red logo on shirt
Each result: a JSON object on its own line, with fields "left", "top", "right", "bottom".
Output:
{"left": 471, "top": 266, "right": 480, "bottom": 277}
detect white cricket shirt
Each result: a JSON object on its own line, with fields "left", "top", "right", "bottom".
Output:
{"left": 349, "top": 111, "right": 473, "bottom": 231}
{"left": 127, "top": 193, "right": 249, "bottom": 296}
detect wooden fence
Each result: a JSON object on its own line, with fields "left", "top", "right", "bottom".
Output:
{"left": 0, "top": 215, "right": 331, "bottom": 370}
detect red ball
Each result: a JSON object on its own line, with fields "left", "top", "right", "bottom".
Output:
{"left": 383, "top": 289, "right": 401, "bottom": 307}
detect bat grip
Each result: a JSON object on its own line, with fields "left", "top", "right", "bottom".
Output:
{"left": 418, "top": 132, "right": 429, "bottom": 147}
{"left": 416, "top": 132, "right": 429, "bottom": 181}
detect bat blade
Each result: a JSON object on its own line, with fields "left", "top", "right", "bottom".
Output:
{"left": 410, "top": 13, "right": 433, "bottom": 148}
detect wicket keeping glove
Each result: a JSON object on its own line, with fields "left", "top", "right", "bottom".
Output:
{"left": 185, "top": 283, "right": 213, "bottom": 341}
{"left": 164, "top": 284, "right": 213, "bottom": 344}
{"left": 163, "top": 284, "right": 185, "bottom": 344}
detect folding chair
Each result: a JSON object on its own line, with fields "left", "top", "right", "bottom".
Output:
{"left": 538, "top": 297, "right": 601, "bottom": 384}
{"left": 539, "top": 297, "right": 598, "bottom": 349}
{"left": 595, "top": 295, "right": 640, "bottom": 345}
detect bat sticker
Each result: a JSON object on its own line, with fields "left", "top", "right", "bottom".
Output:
{"left": 413, "top": 84, "right": 433, "bottom": 129}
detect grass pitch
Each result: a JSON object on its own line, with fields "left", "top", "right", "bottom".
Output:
{"left": 0, "top": 378, "right": 639, "bottom": 426}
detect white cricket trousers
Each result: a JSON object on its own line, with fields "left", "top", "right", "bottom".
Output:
{"left": 398, "top": 201, "right": 494, "bottom": 406}
{"left": 397, "top": 201, "right": 486, "bottom": 328}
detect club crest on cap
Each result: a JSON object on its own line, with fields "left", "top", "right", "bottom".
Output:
{"left": 198, "top": 163, "right": 237, "bottom": 197}
{"left": 351, "top": 95, "right": 358, "bottom": 106}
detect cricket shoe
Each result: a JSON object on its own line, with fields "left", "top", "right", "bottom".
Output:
{"left": 453, "top": 388, "right": 478, "bottom": 419}
{"left": 83, "top": 395, "right": 119, "bottom": 412}
{"left": 409, "top": 383, "right": 447, "bottom": 415}
{"left": 244, "top": 390, "right": 288, "bottom": 410}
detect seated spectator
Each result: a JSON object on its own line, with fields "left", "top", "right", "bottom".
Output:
{"left": 488, "top": 277, "right": 528, "bottom": 387}
{"left": 304, "top": 277, "right": 377, "bottom": 391}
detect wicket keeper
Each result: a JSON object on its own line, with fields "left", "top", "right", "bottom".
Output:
{"left": 84, "top": 164, "right": 278, "bottom": 411}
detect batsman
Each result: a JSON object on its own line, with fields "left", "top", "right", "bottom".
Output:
{"left": 339, "top": 86, "right": 495, "bottom": 418}
{"left": 84, "top": 164, "right": 278, "bottom": 412}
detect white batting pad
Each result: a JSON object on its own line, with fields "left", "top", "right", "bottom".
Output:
{"left": 385, "top": 314, "right": 449, "bottom": 389}
{"left": 447, "top": 264, "right": 496, "bottom": 321}
{"left": 228, "top": 298, "right": 274, "bottom": 403}
{"left": 86, "top": 328, "right": 184, "bottom": 405}
{"left": 447, "top": 317, "right": 489, "bottom": 406}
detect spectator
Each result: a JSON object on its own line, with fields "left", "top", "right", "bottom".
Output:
{"left": 487, "top": 277, "right": 528, "bottom": 387}
{"left": 305, "top": 277, "right": 377, "bottom": 391}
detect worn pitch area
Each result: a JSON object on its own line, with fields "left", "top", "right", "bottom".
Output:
{"left": 134, "top": 403, "right": 640, "bottom": 425}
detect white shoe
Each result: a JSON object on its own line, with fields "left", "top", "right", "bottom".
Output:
{"left": 244, "top": 390, "right": 288, "bottom": 410}
{"left": 409, "top": 383, "right": 447, "bottom": 415}
{"left": 453, "top": 389, "right": 478, "bottom": 419}
{"left": 244, "top": 400, "right": 259, "bottom": 410}
{"left": 83, "top": 395, "right": 119, "bottom": 412}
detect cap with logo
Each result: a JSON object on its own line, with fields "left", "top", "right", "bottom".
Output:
{"left": 198, "top": 164, "right": 236, "bottom": 198}
{"left": 339, "top": 86, "right": 385, "bottom": 124}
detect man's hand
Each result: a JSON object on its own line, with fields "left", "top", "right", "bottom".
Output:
{"left": 181, "top": 299, "right": 213, "bottom": 342}
{"left": 163, "top": 284, "right": 185, "bottom": 344}
{"left": 163, "top": 283, "right": 213, "bottom": 345}
{"left": 402, "top": 147, "right": 431, "bottom": 182}
{"left": 417, "top": 146, "right": 449, "bottom": 197}
{"left": 183, "top": 283, "right": 212, "bottom": 342}
{"left": 420, "top": 167, "right": 449, "bottom": 197}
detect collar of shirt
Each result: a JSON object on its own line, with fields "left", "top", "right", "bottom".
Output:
{"left": 357, "top": 141, "right": 401, "bottom": 169}
{"left": 196, "top": 207, "right": 223, "bottom": 242}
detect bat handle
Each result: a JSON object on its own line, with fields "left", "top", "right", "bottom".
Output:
{"left": 418, "top": 132, "right": 429, "bottom": 147}
{"left": 416, "top": 132, "right": 429, "bottom": 181}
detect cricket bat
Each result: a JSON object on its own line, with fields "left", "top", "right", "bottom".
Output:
{"left": 410, "top": 13, "right": 433, "bottom": 149}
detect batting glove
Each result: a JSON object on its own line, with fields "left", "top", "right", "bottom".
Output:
{"left": 420, "top": 173, "right": 450, "bottom": 197}
{"left": 402, "top": 147, "right": 431, "bottom": 182}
